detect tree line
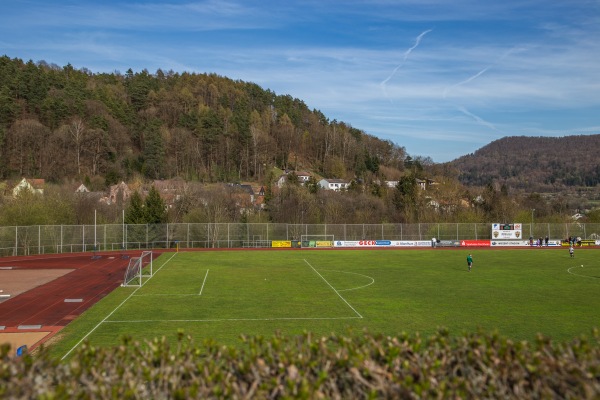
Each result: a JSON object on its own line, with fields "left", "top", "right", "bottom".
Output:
{"left": 0, "top": 56, "right": 405, "bottom": 185}
{"left": 1, "top": 55, "right": 596, "bottom": 226}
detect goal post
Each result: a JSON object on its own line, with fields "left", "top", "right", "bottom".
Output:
{"left": 122, "top": 251, "right": 153, "bottom": 287}
{"left": 300, "top": 235, "right": 335, "bottom": 248}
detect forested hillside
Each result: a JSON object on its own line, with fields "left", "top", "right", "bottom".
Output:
{"left": 0, "top": 56, "right": 406, "bottom": 184}
{"left": 2, "top": 55, "right": 598, "bottom": 226}
{"left": 447, "top": 135, "right": 600, "bottom": 192}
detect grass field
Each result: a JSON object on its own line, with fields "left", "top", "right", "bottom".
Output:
{"left": 51, "top": 248, "right": 600, "bottom": 359}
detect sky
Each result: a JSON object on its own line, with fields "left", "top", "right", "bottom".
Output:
{"left": 1, "top": 1, "right": 599, "bottom": 162}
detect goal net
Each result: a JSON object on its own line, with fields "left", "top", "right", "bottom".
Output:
{"left": 122, "top": 251, "right": 153, "bottom": 287}
{"left": 300, "top": 235, "right": 335, "bottom": 248}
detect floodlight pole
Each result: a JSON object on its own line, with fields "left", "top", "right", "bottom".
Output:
{"left": 122, "top": 209, "right": 125, "bottom": 250}
{"left": 531, "top": 209, "right": 535, "bottom": 237}
{"left": 94, "top": 209, "right": 97, "bottom": 250}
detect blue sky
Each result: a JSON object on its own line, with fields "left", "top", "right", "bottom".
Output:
{"left": 1, "top": 0, "right": 599, "bottom": 162}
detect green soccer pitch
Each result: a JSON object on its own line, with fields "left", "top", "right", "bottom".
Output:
{"left": 52, "top": 248, "right": 600, "bottom": 359}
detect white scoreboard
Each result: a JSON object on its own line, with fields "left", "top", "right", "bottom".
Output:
{"left": 491, "top": 223, "right": 523, "bottom": 240}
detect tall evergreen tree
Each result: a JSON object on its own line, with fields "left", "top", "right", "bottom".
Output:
{"left": 144, "top": 186, "right": 167, "bottom": 224}
{"left": 124, "top": 191, "right": 145, "bottom": 224}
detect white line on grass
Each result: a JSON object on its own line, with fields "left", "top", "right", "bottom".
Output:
{"left": 104, "top": 316, "right": 362, "bottom": 324}
{"left": 60, "top": 252, "right": 179, "bottom": 361}
{"left": 199, "top": 269, "right": 209, "bottom": 295}
{"left": 325, "top": 270, "right": 375, "bottom": 292}
{"left": 133, "top": 268, "right": 210, "bottom": 297}
{"left": 567, "top": 265, "right": 600, "bottom": 280}
{"left": 303, "top": 259, "right": 363, "bottom": 319}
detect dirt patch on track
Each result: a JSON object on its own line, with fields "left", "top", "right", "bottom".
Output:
{"left": 0, "top": 331, "right": 52, "bottom": 354}
{"left": 0, "top": 269, "right": 73, "bottom": 303}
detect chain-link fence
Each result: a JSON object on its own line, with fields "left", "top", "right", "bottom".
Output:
{"left": 0, "top": 222, "right": 598, "bottom": 257}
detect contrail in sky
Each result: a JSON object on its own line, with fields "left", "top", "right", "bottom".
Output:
{"left": 457, "top": 106, "right": 502, "bottom": 133}
{"left": 443, "top": 66, "right": 490, "bottom": 98}
{"left": 381, "top": 29, "right": 432, "bottom": 98}
{"left": 443, "top": 47, "right": 520, "bottom": 98}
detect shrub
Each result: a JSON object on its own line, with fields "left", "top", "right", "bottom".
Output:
{"left": 2, "top": 329, "right": 599, "bottom": 399}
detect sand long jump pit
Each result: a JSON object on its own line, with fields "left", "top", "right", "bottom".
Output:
{"left": 0, "top": 268, "right": 73, "bottom": 353}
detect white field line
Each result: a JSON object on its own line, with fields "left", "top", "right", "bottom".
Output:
{"left": 567, "top": 265, "right": 600, "bottom": 280}
{"left": 133, "top": 268, "right": 210, "bottom": 297}
{"left": 60, "top": 252, "right": 179, "bottom": 360}
{"left": 133, "top": 293, "right": 198, "bottom": 297}
{"left": 303, "top": 259, "right": 363, "bottom": 319}
{"left": 325, "top": 270, "right": 375, "bottom": 292}
{"left": 199, "top": 269, "right": 209, "bottom": 295}
{"left": 105, "top": 316, "right": 362, "bottom": 324}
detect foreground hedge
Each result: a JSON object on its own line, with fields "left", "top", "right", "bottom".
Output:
{"left": 2, "top": 329, "right": 600, "bottom": 399}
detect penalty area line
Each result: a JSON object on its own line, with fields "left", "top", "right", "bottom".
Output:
{"left": 199, "top": 269, "right": 209, "bottom": 295}
{"left": 104, "top": 316, "right": 363, "bottom": 324}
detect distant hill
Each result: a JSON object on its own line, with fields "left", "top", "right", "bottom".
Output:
{"left": 446, "top": 135, "right": 600, "bottom": 192}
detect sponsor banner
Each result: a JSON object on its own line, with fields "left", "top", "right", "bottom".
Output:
{"left": 460, "top": 240, "right": 491, "bottom": 247}
{"left": 335, "top": 240, "right": 399, "bottom": 247}
{"left": 437, "top": 240, "right": 460, "bottom": 247}
{"left": 545, "top": 240, "right": 562, "bottom": 246}
{"left": 491, "top": 240, "right": 529, "bottom": 247}
{"left": 334, "top": 240, "right": 440, "bottom": 247}
{"left": 271, "top": 240, "right": 292, "bottom": 248}
{"left": 315, "top": 241, "right": 333, "bottom": 248}
{"left": 561, "top": 240, "right": 596, "bottom": 247}
{"left": 393, "top": 241, "right": 418, "bottom": 247}
{"left": 415, "top": 241, "right": 432, "bottom": 247}
{"left": 335, "top": 240, "right": 424, "bottom": 247}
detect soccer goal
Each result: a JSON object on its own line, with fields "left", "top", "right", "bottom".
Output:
{"left": 300, "top": 235, "right": 335, "bottom": 248}
{"left": 122, "top": 251, "right": 153, "bottom": 287}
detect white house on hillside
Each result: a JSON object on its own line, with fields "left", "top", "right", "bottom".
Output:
{"left": 276, "top": 171, "right": 313, "bottom": 188}
{"left": 13, "top": 178, "right": 45, "bottom": 197}
{"left": 318, "top": 178, "right": 349, "bottom": 191}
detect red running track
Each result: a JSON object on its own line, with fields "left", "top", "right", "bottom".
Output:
{"left": 0, "top": 251, "right": 164, "bottom": 329}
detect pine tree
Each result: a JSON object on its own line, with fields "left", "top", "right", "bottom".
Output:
{"left": 124, "top": 191, "right": 145, "bottom": 224}
{"left": 144, "top": 186, "right": 167, "bottom": 224}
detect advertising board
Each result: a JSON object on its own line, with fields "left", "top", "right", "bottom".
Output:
{"left": 490, "top": 240, "right": 529, "bottom": 247}
{"left": 271, "top": 241, "right": 292, "bottom": 248}
{"left": 437, "top": 240, "right": 460, "bottom": 247}
{"left": 334, "top": 240, "right": 431, "bottom": 247}
{"left": 460, "top": 240, "right": 491, "bottom": 247}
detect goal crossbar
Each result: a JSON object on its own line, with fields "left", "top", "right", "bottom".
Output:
{"left": 122, "top": 251, "right": 153, "bottom": 287}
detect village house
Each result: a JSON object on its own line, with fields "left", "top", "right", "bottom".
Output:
{"left": 99, "top": 181, "right": 132, "bottom": 205}
{"left": 152, "top": 179, "right": 187, "bottom": 209}
{"left": 318, "top": 178, "right": 350, "bottom": 191}
{"left": 74, "top": 183, "right": 90, "bottom": 193}
{"left": 276, "top": 171, "right": 313, "bottom": 188}
{"left": 12, "top": 178, "right": 45, "bottom": 197}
